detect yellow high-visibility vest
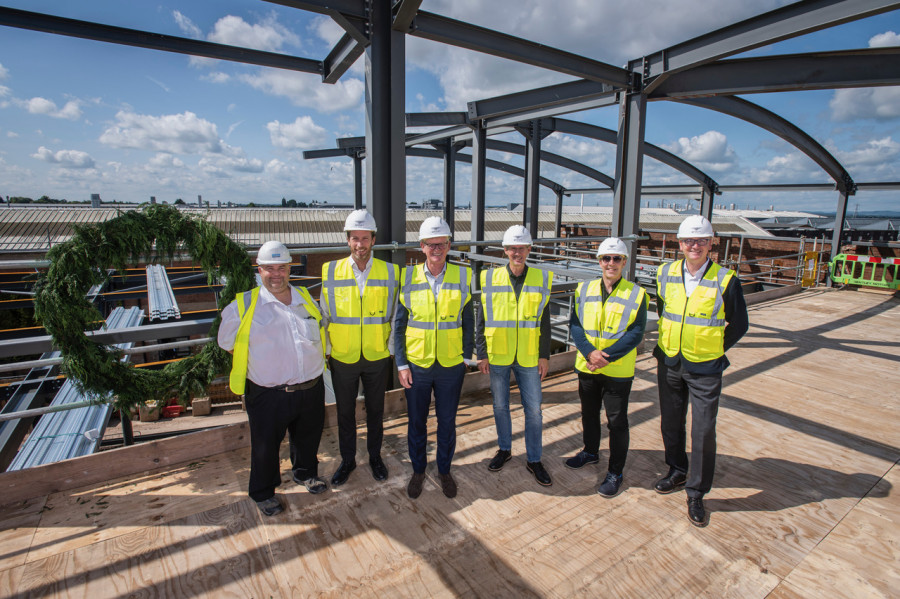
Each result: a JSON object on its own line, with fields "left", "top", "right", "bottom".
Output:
{"left": 656, "top": 259, "right": 734, "bottom": 363}
{"left": 228, "top": 286, "right": 324, "bottom": 395}
{"left": 480, "top": 266, "right": 552, "bottom": 367}
{"left": 399, "top": 263, "right": 471, "bottom": 368}
{"left": 574, "top": 278, "right": 646, "bottom": 377}
{"left": 321, "top": 257, "right": 398, "bottom": 363}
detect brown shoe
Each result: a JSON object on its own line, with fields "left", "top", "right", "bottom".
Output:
{"left": 439, "top": 472, "right": 457, "bottom": 498}
{"left": 407, "top": 472, "right": 426, "bottom": 499}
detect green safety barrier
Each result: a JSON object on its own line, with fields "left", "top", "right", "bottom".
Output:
{"left": 829, "top": 253, "right": 900, "bottom": 289}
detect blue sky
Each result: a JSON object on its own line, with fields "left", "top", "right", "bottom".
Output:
{"left": 0, "top": 0, "right": 898, "bottom": 213}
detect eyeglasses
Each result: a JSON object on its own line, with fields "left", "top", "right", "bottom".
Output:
{"left": 423, "top": 242, "right": 448, "bottom": 250}
{"left": 599, "top": 255, "right": 624, "bottom": 263}
{"left": 680, "top": 238, "right": 710, "bottom": 247}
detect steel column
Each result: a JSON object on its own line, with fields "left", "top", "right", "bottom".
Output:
{"left": 365, "top": 0, "right": 406, "bottom": 263}
{"left": 470, "top": 125, "right": 487, "bottom": 286}
{"left": 828, "top": 190, "right": 850, "bottom": 287}
{"left": 522, "top": 120, "right": 543, "bottom": 239}
{"left": 443, "top": 141, "right": 458, "bottom": 236}
{"left": 353, "top": 154, "right": 363, "bottom": 209}
{"left": 613, "top": 92, "right": 647, "bottom": 281}
{"left": 554, "top": 188, "right": 564, "bottom": 239}
{"left": 700, "top": 187, "right": 714, "bottom": 221}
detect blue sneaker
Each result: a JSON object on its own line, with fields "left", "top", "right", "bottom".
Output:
{"left": 564, "top": 451, "right": 599, "bottom": 469}
{"left": 597, "top": 472, "right": 623, "bottom": 497}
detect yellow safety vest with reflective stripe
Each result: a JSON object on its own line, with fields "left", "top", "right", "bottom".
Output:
{"left": 656, "top": 260, "right": 734, "bottom": 363}
{"left": 399, "top": 263, "right": 471, "bottom": 368}
{"left": 321, "top": 257, "right": 399, "bottom": 364}
{"left": 228, "top": 286, "right": 324, "bottom": 395}
{"left": 574, "top": 278, "right": 646, "bottom": 377}
{"left": 480, "top": 266, "right": 552, "bottom": 367}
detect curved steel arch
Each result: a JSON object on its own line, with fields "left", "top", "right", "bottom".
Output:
{"left": 549, "top": 118, "right": 718, "bottom": 192}
{"left": 478, "top": 139, "right": 614, "bottom": 188}
{"left": 406, "top": 147, "right": 563, "bottom": 192}
{"left": 671, "top": 96, "right": 854, "bottom": 193}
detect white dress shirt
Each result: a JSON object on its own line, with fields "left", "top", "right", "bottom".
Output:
{"left": 218, "top": 285, "right": 324, "bottom": 387}
{"left": 683, "top": 259, "right": 710, "bottom": 298}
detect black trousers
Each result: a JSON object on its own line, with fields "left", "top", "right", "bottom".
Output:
{"left": 657, "top": 360, "right": 722, "bottom": 498}
{"left": 576, "top": 371, "right": 633, "bottom": 475}
{"left": 329, "top": 356, "right": 390, "bottom": 462}
{"left": 244, "top": 377, "right": 325, "bottom": 502}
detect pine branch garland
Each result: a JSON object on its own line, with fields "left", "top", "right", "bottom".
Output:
{"left": 34, "top": 204, "right": 254, "bottom": 411}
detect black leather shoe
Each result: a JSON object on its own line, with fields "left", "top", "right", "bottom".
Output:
{"left": 526, "top": 461, "right": 552, "bottom": 487}
{"left": 370, "top": 456, "right": 388, "bottom": 481}
{"left": 687, "top": 497, "right": 708, "bottom": 527}
{"left": 256, "top": 496, "right": 284, "bottom": 517}
{"left": 488, "top": 449, "right": 512, "bottom": 472}
{"left": 330, "top": 460, "right": 356, "bottom": 486}
{"left": 439, "top": 472, "right": 458, "bottom": 498}
{"left": 407, "top": 472, "right": 425, "bottom": 499}
{"left": 654, "top": 468, "right": 687, "bottom": 494}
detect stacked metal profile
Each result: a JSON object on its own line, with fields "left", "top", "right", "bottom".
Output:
{"left": 146, "top": 264, "right": 181, "bottom": 321}
{"left": 7, "top": 307, "right": 145, "bottom": 471}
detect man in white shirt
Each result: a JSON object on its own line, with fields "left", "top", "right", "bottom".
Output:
{"left": 218, "top": 240, "right": 327, "bottom": 517}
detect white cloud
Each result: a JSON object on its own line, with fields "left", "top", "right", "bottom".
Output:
{"left": 0, "top": 86, "right": 10, "bottom": 99}
{"left": 239, "top": 70, "right": 363, "bottom": 113}
{"left": 207, "top": 14, "right": 300, "bottom": 53}
{"left": 868, "top": 31, "right": 900, "bottom": 48}
{"left": 148, "top": 153, "right": 185, "bottom": 169}
{"left": 173, "top": 10, "right": 202, "bottom": 39}
{"left": 835, "top": 137, "right": 900, "bottom": 167}
{"left": 663, "top": 130, "right": 737, "bottom": 173}
{"left": 199, "top": 154, "right": 265, "bottom": 175}
{"left": 0, "top": 63, "right": 8, "bottom": 80}
{"left": 7, "top": 131, "right": 18, "bottom": 138}
{"left": 21, "top": 97, "right": 82, "bottom": 120}
{"left": 31, "top": 146, "right": 96, "bottom": 169}
{"left": 99, "top": 111, "right": 222, "bottom": 154}
{"left": 830, "top": 87, "right": 900, "bottom": 122}
{"left": 202, "top": 72, "right": 231, "bottom": 84}
{"left": 267, "top": 116, "right": 328, "bottom": 150}
{"left": 544, "top": 133, "right": 611, "bottom": 170}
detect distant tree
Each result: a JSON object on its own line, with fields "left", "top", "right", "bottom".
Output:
{"left": 298, "top": 201, "right": 308, "bottom": 208}
{"left": 248, "top": 202, "right": 256, "bottom": 207}
{"left": 287, "top": 199, "right": 297, "bottom": 208}
{"left": 281, "top": 197, "right": 287, "bottom": 207}
{"left": 10, "top": 197, "right": 33, "bottom": 204}
{"left": 174, "top": 198, "right": 185, "bottom": 205}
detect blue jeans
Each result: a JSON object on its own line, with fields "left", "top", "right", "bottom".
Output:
{"left": 405, "top": 362, "right": 465, "bottom": 474}
{"left": 489, "top": 361, "right": 543, "bottom": 463}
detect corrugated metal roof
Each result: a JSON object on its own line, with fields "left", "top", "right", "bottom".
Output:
{"left": 0, "top": 205, "right": 770, "bottom": 251}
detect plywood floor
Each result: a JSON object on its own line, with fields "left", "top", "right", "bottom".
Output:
{"left": 1, "top": 288, "right": 897, "bottom": 598}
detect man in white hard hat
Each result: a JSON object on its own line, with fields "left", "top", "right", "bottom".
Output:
{"left": 654, "top": 215, "right": 748, "bottom": 527}
{"left": 218, "top": 240, "right": 328, "bottom": 517}
{"left": 320, "top": 209, "right": 398, "bottom": 487}
{"left": 565, "top": 237, "right": 648, "bottom": 498}
{"left": 476, "top": 225, "right": 554, "bottom": 486}
{"left": 395, "top": 216, "right": 474, "bottom": 499}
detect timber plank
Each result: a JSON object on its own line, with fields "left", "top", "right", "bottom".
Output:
{"left": 0, "top": 495, "right": 45, "bottom": 573}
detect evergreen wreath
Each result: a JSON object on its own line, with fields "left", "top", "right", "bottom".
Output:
{"left": 34, "top": 204, "right": 254, "bottom": 411}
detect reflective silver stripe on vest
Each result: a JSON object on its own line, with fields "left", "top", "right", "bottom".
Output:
{"left": 404, "top": 265, "right": 466, "bottom": 330}
{"left": 483, "top": 268, "right": 549, "bottom": 329}
{"left": 323, "top": 261, "right": 355, "bottom": 324}
{"left": 684, "top": 266, "right": 728, "bottom": 327}
{"left": 408, "top": 320, "right": 434, "bottom": 330}
{"left": 601, "top": 284, "right": 642, "bottom": 340}
{"left": 239, "top": 290, "right": 254, "bottom": 318}
{"left": 661, "top": 311, "right": 683, "bottom": 323}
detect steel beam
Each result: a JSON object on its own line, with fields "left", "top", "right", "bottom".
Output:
{"left": 486, "top": 139, "right": 614, "bottom": 188}
{"left": 366, "top": 0, "right": 406, "bottom": 262}
{"left": 650, "top": 48, "right": 900, "bottom": 98}
{"left": 338, "top": 136, "right": 366, "bottom": 148}
{"left": 353, "top": 155, "right": 363, "bottom": 209}
{"left": 443, "top": 142, "right": 459, "bottom": 235}
{"left": 701, "top": 187, "right": 714, "bottom": 221}
{"left": 410, "top": 11, "right": 633, "bottom": 87}
{"left": 392, "top": 0, "right": 424, "bottom": 31}
{"left": 613, "top": 92, "right": 647, "bottom": 281}
{"left": 634, "top": 0, "right": 900, "bottom": 90}
{"left": 829, "top": 189, "right": 850, "bottom": 285}
{"left": 303, "top": 148, "right": 352, "bottom": 159}
{"left": 471, "top": 125, "right": 487, "bottom": 268}
{"left": 406, "top": 125, "right": 472, "bottom": 147}
{"left": 323, "top": 32, "right": 367, "bottom": 83}
{"left": 0, "top": 7, "right": 323, "bottom": 75}
{"left": 468, "top": 79, "right": 618, "bottom": 122}
{"left": 406, "top": 112, "right": 469, "bottom": 127}
{"left": 673, "top": 96, "right": 853, "bottom": 193}
{"left": 522, "top": 121, "right": 544, "bottom": 237}
{"left": 406, "top": 148, "right": 562, "bottom": 191}
{"left": 262, "top": 0, "right": 368, "bottom": 19}
{"left": 555, "top": 189, "right": 565, "bottom": 238}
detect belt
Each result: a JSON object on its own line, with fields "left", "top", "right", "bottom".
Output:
{"left": 269, "top": 375, "right": 322, "bottom": 392}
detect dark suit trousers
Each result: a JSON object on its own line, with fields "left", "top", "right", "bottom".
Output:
{"left": 330, "top": 356, "right": 390, "bottom": 462}
{"left": 244, "top": 377, "right": 325, "bottom": 502}
{"left": 657, "top": 360, "right": 722, "bottom": 498}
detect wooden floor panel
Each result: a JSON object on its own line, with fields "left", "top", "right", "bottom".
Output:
{"left": 0, "top": 288, "right": 897, "bottom": 598}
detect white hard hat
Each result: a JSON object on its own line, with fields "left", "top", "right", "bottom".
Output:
{"left": 418, "top": 216, "right": 451, "bottom": 241}
{"left": 257, "top": 240, "right": 291, "bottom": 265}
{"left": 344, "top": 209, "right": 377, "bottom": 232}
{"left": 597, "top": 237, "right": 629, "bottom": 259}
{"left": 502, "top": 225, "right": 533, "bottom": 246}
{"left": 677, "top": 215, "right": 714, "bottom": 238}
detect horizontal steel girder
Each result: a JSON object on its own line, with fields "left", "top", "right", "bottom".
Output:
{"left": 673, "top": 96, "right": 853, "bottom": 193}
{"left": 0, "top": 7, "right": 323, "bottom": 75}
{"left": 323, "top": 32, "right": 367, "bottom": 83}
{"left": 635, "top": 0, "right": 900, "bottom": 87}
{"left": 467, "top": 79, "right": 619, "bottom": 123}
{"left": 409, "top": 11, "right": 633, "bottom": 87}
{"left": 407, "top": 148, "right": 562, "bottom": 192}
{"left": 262, "top": 0, "right": 368, "bottom": 19}
{"left": 650, "top": 48, "right": 900, "bottom": 98}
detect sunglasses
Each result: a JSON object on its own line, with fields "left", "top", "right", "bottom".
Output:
{"left": 600, "top": 255, "right": 624, "bottom": 263}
